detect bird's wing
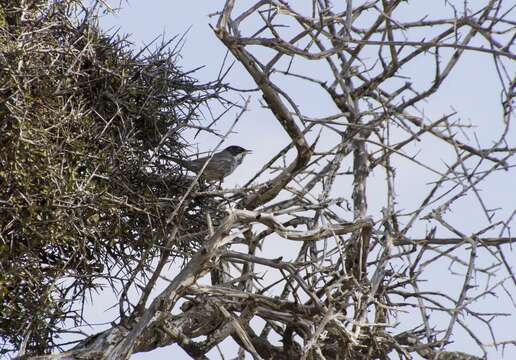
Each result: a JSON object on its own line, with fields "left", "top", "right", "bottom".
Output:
{"left": 185, "top": 156, "right": 212, "bottom": 171}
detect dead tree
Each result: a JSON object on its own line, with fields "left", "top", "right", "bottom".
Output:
{"left": 2, "top": 1, "right": 515, "bottom": 359}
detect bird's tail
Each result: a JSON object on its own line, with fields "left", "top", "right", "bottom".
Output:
{"left": 160, "top": 155, "right": 192, "bottom": 170}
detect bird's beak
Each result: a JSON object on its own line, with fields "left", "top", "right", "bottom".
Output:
{"left": 244, "top": 149, "right": 252, "bottom": 154}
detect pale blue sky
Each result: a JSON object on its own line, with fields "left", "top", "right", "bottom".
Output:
{"left": 87, "top": 1, "right": 516, "bottom": 359}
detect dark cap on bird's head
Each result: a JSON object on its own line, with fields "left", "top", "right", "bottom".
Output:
{"left": 224, "top": 145, "right": 252, "bottom": 155}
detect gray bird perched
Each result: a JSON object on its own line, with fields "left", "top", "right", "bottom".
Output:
{"left": 166, "top": 145, "right": 251, "bottom": 183}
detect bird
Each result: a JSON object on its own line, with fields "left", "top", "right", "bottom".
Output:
{"left": 166, "top": 145, "right": 252, "bottom": 183}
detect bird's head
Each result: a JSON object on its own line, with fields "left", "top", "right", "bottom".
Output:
{"left": 224, "top": 145, "right": 252, "bottom": 156}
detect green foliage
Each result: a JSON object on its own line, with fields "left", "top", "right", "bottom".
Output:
{"left": 0, "top": 0, "right": 226, "bottom": 354}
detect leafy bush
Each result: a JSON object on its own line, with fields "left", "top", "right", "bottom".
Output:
{"left": 0, "top": 0, "right": 226, "bottom": 354}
